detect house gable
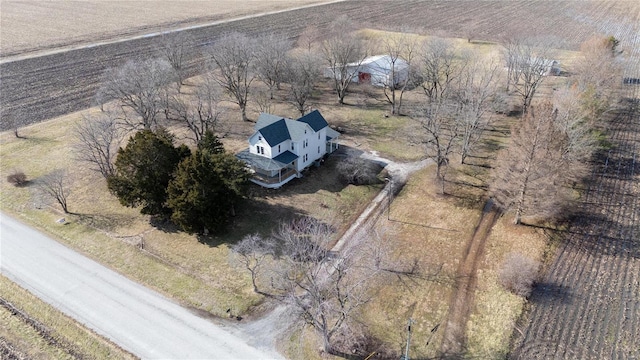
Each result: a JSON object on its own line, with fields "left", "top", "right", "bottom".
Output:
{"left": 259, "top": 119, "right": 291, "bottom": 146}
{"left": 298, "top": 110, "right": 329, "bottom": 132}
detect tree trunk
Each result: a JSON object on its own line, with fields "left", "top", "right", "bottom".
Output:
{"left": 241, "top": 105, "right": 249, "bottom": 122}
{"left": 514, "top": 208, "right": 522, "bottom": 225}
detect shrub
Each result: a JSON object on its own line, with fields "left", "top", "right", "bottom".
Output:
{"left": 337, "top": 157, "right": 382, "bottom": 185}
{"left": 498, "top": 252, "right": 540, "bottom": 297}
{"left": 7, "top": 170, "right": 27, "bottom": 186}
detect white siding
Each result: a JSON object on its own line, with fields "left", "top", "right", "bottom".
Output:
{"left": 248, "top": 132, "right": 273, "bottom": 158}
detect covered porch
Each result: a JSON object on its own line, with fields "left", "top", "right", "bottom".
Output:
{"left": 326, "top": 127, "right": 340, "bottom": 154}
{"left": 236, "top": 149, "right": 299, "bottom": 189}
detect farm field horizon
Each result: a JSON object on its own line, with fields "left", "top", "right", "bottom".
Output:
{"left": 0, "top": 0, "right": 332, "bottom": 58}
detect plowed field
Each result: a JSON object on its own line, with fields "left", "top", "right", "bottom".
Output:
{"left": 2, "top": 1, "right": 639, "bottom": 129}
{"left": 511, "top": 33, "right": 640, "bottom": 358}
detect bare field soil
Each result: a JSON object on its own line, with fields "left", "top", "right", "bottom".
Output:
{"left": 511, "top": 93, "right": 640, "bottom": 358}
{"left": 0, "top": 0, "right": 329, "bottom": 57}
{"left": 2, "top": 1, "right": 640, "bottom": 130}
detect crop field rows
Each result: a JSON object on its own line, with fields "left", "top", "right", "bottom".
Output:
{"left": 2, "top": 1, "right": 639, "bottom": 130}
{"left": 511, "top": 34, "right": 640, "bottom": 357}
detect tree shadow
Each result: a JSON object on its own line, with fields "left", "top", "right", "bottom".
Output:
{"left": 528, "top": 282, "right": 574, "bottom": 306}
{"left": 195, "top": 200, "right": 307, "bottom": 247}
{"left": 149, "top": 216, "right": 180, "bottom": 234}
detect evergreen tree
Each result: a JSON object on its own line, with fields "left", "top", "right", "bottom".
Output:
{"left": 197, "top": 130, "right": 225, "bottom": 154}
{"left": 108, "top": 128, "right": 189, "bottom": 216}
{"left": 167, "top": 149, "right": 249, "bottom": 234}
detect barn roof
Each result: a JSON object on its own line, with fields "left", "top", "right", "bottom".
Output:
{"left": 349, "top": 55, "right": 409, "bottom": 72}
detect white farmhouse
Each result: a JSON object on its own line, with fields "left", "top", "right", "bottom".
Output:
{"left": 236, "top": 110, "right": 340, "bottom": 188}
{"left": 323, "top": 55, "right": 409, "bottom": 88}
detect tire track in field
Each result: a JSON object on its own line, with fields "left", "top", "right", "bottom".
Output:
{"left": 440, "top": 200, "right": 500, "bottom": 356}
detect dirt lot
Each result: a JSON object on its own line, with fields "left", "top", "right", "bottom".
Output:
{"left": 0, "top": 0, "right": 330, "bottom": 57}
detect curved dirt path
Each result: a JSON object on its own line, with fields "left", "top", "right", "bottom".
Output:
{"left": 234, "top": 150, "right": 431, "bottom": 351}
{"left": 440, "top": 200, "right": 500, "bottom": 356}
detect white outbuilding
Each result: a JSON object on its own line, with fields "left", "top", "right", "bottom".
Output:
{"left": 324, "top": 55, "right": 409, "bottom": 88}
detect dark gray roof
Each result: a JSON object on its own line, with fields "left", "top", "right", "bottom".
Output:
{"left": 255, "top": 113, "right": 287, "bottom": 129}
{"left": 273, "top": 150, "right": 298, "bottom": 165}
{"left": 259, "top": 119, "right": 290, "bottom": 146}
{"left": 236, "top": 149, "right": 290, "bottom": 171}
{"left": 298, "top": 110, "right": 328, "bottom": 132}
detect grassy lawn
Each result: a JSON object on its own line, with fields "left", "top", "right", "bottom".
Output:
{"left": 0, "top": 106, "right": 381, "bottom": 320}
{"left": 0, "top": 275, "right": 134, "bottom": 359}
{"left": 362, "top": 165, "right": 483, "bottom": 359}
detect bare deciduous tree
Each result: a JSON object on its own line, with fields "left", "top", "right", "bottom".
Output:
{"left": 99, "top": 58, "right": 177, "bottom": 130}
{"left": 336, "top": 156, "right": 381, "bottom": 185}
{"left": 456, "top": 52, "right": 500, "bottom": 164}
{"left": 253, "top": 89, "right": 273, "bottom": 115}
{"left": 269, "top": 217, "right": 378, "bottom": 354}
{"left": 380, "top": 30, "right": 419, "bottom": 115}
{"left": 502, "top": 37, "right": 556, "bottom": 114}
{"left": 491, "top": 102, "right": 567, "bottom": 224}
{"left": 573, "top": 35, "right": 623, "bottom": 122}
{"left": 499, "top": 252, "right": 540, "bottom": 297}
{"left": 297, "top": 25, "right": 321, "bottom": 52}
{"left": 38, "top": 169, "right": 73, "bottom": 214}
{"left": 157, "top": 32, "right": 195, "bottom": 90}
{"left": 255, "top": 34, "right": 292, "bottom": 99}
{"left": 4, "top": 110, "right": 27, "bottom": 139}
{"left": 231, "top": 233, "right": 276, "bottom": 295}
{"left": 7, "top": 169, "right": 27, "bottom": 187}
{"left": 73, "top": 111, "right": 122, "bottom": 179}
{"left": 164, "top": 74, "right": 224, "bottom": 145}
{"left": 553, "top": 87, "right": 597, "bottom": 167}
{"left": 286, "top": 51, "right": 321, "bottom": 116}
{"left": 207, "top": 32, "right": 256, "bottom": 122}
{"left": 416, "top": 99, "right": 461, "bottom": 194}
{"left": 321, "top": 15, "right": 368, "bottom": 105}
{"left": 418, "top": 37, "right": 464, "bottom": 102}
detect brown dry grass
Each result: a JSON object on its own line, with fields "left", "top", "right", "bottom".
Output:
{"left": 0, "top": 105, "right": 381, "bottom": 318}
{"left": 0, "top": 0, "right": 329, "bottom": 56}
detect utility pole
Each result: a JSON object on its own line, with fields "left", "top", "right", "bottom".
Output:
{"left": 401, "top": 318, "right": 413, "bottom": 360}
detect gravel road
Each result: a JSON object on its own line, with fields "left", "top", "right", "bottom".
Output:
{"left": 0, "top": 214, "right": 283, "bottom": 359}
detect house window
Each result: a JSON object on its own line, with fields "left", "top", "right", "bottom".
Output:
{"left": 258, "top": 136, "right": 262, "bottom": 141}
{"left": 291, "top": 143, "right": 294, "bottom": 150}
{"left": 260, "top": 146, "right": 264, "bottom": 155}
{"left": 318, "top": 146, "right": 320, "bottom": 154}
{"left": 278, "top": 144, "right": 281, "bottom": 152}
{"left": 318, "top": 133, "right": 320, "bottom": 140}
